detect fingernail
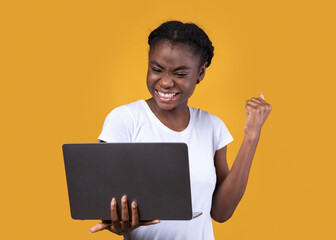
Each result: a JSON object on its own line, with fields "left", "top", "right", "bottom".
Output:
{"left": 122, "top": 195, "right": 127, "bottom": 203}
{"left": 89, "top": 231, "right": 92, "bottom": 234}
{"left": 132, "top": 201, "right": 137, "bottom": 208}
{"left": 112, "top": 197, "right": 116, "bottom": 206}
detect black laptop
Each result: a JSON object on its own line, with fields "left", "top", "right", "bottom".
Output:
{"left": 62, "top": 143, "right": 201, "bottom": 221}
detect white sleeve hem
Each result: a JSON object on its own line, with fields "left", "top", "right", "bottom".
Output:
{"left": 97, "top": 135, "right": 115, "bottom": 143}
{"left": 216, "top": 136, "right": 234, "bottom": 151}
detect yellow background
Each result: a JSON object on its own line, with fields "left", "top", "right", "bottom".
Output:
{"left": 1, "top": 0, "right": 335, "bottom": 239}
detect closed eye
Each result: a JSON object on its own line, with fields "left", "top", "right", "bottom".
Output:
{"left": 152, "top": 67, "right": 162, "bottom": 73}
{"left": 175, "top": 73, "right": 188, "bottom": 78}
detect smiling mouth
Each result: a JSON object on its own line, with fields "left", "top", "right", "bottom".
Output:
{"left": 156, "top": 90, "right": 179, "bottom": 98}
{"left": 154, "top": 90, "right": 180, "bottom": 102}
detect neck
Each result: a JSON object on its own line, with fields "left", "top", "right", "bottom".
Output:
{"left": 145, "top": 98, "right": 190, "bottom": 132}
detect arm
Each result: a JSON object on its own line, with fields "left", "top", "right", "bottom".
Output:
{"left": 211, "top": 93, "right": 272, "bottom": 223}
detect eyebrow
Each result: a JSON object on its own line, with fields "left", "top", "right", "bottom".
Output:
{"left": 150, "top": 61, "right": 191, "bottom": 71}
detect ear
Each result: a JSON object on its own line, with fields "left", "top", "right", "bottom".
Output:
{"left": 197, "top": 62, "right": 208, "bottom": 84}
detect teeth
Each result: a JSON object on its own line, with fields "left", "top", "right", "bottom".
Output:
{"left": 158, "top": 91, "right": 177, "bottom": 98}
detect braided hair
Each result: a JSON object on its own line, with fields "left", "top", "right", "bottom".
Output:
{"left": 148, "top": 21, "right": 214, "bottom": 70}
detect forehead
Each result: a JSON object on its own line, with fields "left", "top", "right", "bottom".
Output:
{"left": 149, "top": 40, "right": 200, "bottom": 68}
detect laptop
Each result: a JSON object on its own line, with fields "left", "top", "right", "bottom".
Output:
{"left": 62, "top": 143, "right": 201, "bottom": 221}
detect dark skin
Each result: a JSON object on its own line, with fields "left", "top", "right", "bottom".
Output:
{"left": 145, "top": 40, "right": 206, "bottom": 131}
{"left": 90, "top": 40, "right": 272, "bottom": 234}
{"left": 89, "top": 195, "right": 159, "bottom": 235}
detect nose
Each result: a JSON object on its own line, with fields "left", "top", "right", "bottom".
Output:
{"left": 160, "top": 73, "right": 174, "bottom": 89}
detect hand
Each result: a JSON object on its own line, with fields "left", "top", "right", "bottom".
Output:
{"left": 89, "top": 196, "right": 160, "bottom": 235}
{"left": 244, "top": 92, "right": 272, "bottom": 138}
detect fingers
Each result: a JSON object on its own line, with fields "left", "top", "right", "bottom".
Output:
{"left": 245, "top": 100, "right": 270, "bottom": 113}
{"left": 90, "top": 197, "right": 159, "bottom": 235}
{"left": 89, "top": 222, "right": 109, "bottom": 233}
{"left": 141, "top": 220, "right": 161, "bottom": 226}
{"left": 246, "top": 100, "right": 260, "bottom": 107}
{"left": 110, "top": 197, "right": 122, "bottom": 232}
{"left": 92, "top": 196, "right": 138, "bottom": 235}
{"left": 245, "top": 93, "right": 272, "bottom": 124}
{"left": 246, "top": 94, "right": 272, "bottom": 112}
{"left": 131, "top": 201, "right": 140, "bottom": 228}
{"left": 121, "top": 195, "right": 131, "bottom": 232}
{"left": 259, "top": 92, "right": 265, "bottom": 100}
{"left": 244, "top": 93, "right": 272, "bottom": 136}
{"left": 130, "top": 201, "right": 160, "bottom": 227}
{"left": 250, "top": 97, "right": 266, "bottom": 105}
{"left": 245, "top": 99, "right": 265, "bottom": 113}
{"left": 126, "top": 199, "right": 160, "bottom": 229}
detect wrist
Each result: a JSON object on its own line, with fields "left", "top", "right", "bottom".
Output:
{"left": 244, "top": 131, "right": 261, "bottom": 141}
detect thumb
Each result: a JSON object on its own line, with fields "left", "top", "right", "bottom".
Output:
{"left": 259, "top": 92, "right": 265, "bottom": 100}
{"left": 89, "top": 222, "right": 109, "bottom": 233}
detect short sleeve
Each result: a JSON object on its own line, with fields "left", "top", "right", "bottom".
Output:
{"left": 98, "top": 106, "right": 134, "bottom": 142}
{"left": 213, "top": 116, "right": 234, "bottom": 151}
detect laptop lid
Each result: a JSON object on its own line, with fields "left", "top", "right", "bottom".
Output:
{"left": 62, "top": 143, "right": 195, "bottom": 221}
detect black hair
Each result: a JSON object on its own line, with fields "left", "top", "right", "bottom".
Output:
{"left": 148, "top": 20, "right": 214, "bottom": 69}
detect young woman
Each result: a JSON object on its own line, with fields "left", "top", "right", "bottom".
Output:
{"left": 89, "top": 20, "right": 272, "bottom": 239}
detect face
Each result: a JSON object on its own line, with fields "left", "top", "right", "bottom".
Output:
{"left": 146, "top": 40, "right": 206, "bottom": 112}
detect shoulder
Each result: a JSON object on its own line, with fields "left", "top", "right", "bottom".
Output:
{"left": 189, "top": 106, "right": 224, "bottom": 126}
{"left": 99, "top": 100, "right": 145, "bottom": 142}
{"left": 188, "top": 106, "right": 233, "bottom": 150}
{"left": 122, "top": 100, "right": 146, "bottom": 111}
{"left": 105, "top": 100, "right": 145, "bottom": 120}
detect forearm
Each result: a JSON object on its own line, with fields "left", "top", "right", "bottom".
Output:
{"left": 211, "top": 133, "right": 260, "bottom": 222}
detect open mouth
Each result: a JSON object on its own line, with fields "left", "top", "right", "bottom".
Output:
{"left": 155, "top": 90, "right": 180, "bottom": 101}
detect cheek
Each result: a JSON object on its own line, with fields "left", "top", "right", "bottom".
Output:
{"left": 183, "top": 74, "right": 198, "bottom": 89}
{"left": 146, "top": 72, "right": 157, "bottom": 91}
{"left": 187, "top": 83, "right": 197, "bottom": 96}
{"left": 147, "top": 71, "right": 162, "bottom": 85}
{"left": 184, "top": 76, "right": 198, "bottom": 95}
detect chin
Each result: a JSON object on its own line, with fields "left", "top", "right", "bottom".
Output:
{"left": 154, "top": 99, "right": 178, "bottom": 111}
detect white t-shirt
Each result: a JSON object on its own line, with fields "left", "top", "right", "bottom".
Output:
{"left": 98, "top": 100, "right": 233, "bottom": 240}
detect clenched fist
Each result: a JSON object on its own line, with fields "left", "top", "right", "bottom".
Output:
{"left": 244, "top": 92, "right": 272, "bottom": 138}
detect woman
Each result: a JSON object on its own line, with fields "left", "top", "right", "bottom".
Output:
{"left": 89, "top": 20, "right": 272, "bottom": 239}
